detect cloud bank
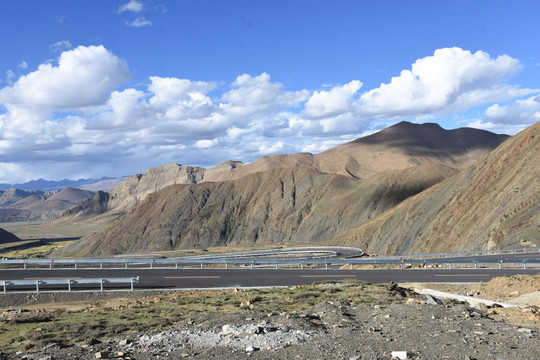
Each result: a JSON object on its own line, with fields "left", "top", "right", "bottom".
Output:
{"left": 0, "top": 46, "right": 537, "bottom": 182}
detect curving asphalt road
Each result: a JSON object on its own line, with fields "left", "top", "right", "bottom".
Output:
{"left": 1, "top": 267, "right": 539, "bottom": 292}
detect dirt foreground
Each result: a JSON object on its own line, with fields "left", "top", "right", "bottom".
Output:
{"left": 0, "top": 276, "right": 538, "bottom": 360}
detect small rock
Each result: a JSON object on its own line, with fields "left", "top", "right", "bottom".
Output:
{"left": 118, "top": 339, "right": 131, "bottom": 346}
{"left": 391, "top": 350, "right": 408, "bottom": 359}
{"left": 95, "top": 352, "right": 109, "bottom": 359}
{"left": 473, "top": 302, "right": 488, "bottom": 312}
{"left": 245, "top": 346, "right": 259, "bottom": 352}
{"left": 424, "top": 294, "right": 443, "bottom": 306}
{"left": 523, "top": 305, "right": 539, "bottom": 314}
{"left": 517, "top": 328, "right": 533, "bottom": 335}
{"left": 406, "top": 298, "right": 425, "bottom": 305}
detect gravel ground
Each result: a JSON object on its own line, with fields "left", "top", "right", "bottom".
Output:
{"left": 1, "top": 292, "right": 539, "bottom": 359}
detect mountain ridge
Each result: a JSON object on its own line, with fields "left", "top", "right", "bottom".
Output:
{"left": 58, "top": 121, "right": 512, "bottom": 256}
{"left": 328, "top": 121, "right": 540, "bottom": 254}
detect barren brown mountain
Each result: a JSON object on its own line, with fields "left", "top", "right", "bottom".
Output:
{"left": 62, "top": 165, "right": 456, "bottom": 256}
{"left": 329, "top": 121, "right": 540, "bottom": 255}
{"left": 59, "top": 122, "right": 510, "bottom": 256}
{"left": 0, "top": 187, "right": 94, "bottom": 222}
{"left": 201, "top": 121, "right": 507, "bottom": 182}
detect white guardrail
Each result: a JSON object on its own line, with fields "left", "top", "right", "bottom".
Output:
{"left": 1, "top": 277, "right": 139, "bottom": 293}
{"left": 0, "top": 247, "right": 538, "bottom": 270}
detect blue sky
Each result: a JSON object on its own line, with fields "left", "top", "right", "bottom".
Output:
{"left": 0, "top": 0, "right": 539, "bottom": 183}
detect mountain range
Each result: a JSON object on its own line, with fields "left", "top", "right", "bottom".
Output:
{"left": 0, "top": 187, "right": 95, "bottom": 222}
{"left": 59, "top": 121, "right": 530, "bottom": 257}
{"left": 0, "top": 177, "right": 126, "bottom": 192}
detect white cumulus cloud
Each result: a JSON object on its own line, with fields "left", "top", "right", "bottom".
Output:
{"left": 195, "top": 139, "right": 219, "bottom": 149}
{"left": 0, "top": 45, "right": 130, "bottom": 110}
{"left": 127, "top": 17, "right": 152, "bottom": 27}
{"left": 303, "top": 80, "right": 362, "bottom": 119}
{"left": 118, "top": 0, "right": 143, "bottom": 13}
{"left": 467, "top": 94, "right": 540, "bottom": 134}
{"left": 0, "top": 45, "right": 537, "bottom": 183}
{"left": 355, "top": 47, "right": 527, "bottom": 118}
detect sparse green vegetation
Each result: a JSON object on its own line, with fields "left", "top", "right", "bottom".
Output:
{"left": 0, "top": 241, "right": 75, "bottom": 259}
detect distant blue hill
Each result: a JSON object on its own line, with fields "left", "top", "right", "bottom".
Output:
{"left": 0, "top": 177, "right": 119, "bottom": 192}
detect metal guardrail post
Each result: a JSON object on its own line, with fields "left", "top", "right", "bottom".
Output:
{"left": 499, "top": 260, "right": 503, "bottom": 269}
{"left": 100, "top": 279, "right": 104, "bottom": 291}
{"left": 68, "top": 280, "right": 72, "bottom": 292}
{"left": 2, "top": 281, "right": 5, "bottom": 293}
{"left": 130, "top": 278, "right": 134, "bottom": 291}
{"left": 524, "top": 260, "right": 527, "bottom": 269}
{"left": 36, "top": 280, "right": 39, "bottom": 293}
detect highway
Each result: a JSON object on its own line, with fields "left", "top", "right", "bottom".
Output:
{"left": 1, "top": 267, "right": 539, "bottom": 291}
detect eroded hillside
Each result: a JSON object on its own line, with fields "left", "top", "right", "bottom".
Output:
{"left": 329, "top": 121, "right": 540, "bottom": 254}
{"left": 61, "top": 165, "right": 455, "bottom": 256}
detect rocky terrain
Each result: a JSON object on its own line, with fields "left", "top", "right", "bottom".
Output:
{"left": 330, "top": 120, "right": 540, "bottom": 255}
{"left": 0, "top": 276, "right": 538, "bottom": 359}
{"left": 61, "top": 164, "right": 456, "bottom": 256}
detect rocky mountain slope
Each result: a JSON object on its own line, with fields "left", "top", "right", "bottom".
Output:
{"left": 0, "top": 187, "right": 94, "bottom": 222}
{"left": 59, "top": 121, "right": 514, "bottom": 256}
{"left": 63, "top": 164, "right": 456, "bottom": 256}
{"left": 329, "top": 121, "right": 540, "bottom": 255}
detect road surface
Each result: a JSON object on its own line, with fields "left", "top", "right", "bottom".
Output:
{"left": 1, "top": 267, "right": 539, "bottom": 291}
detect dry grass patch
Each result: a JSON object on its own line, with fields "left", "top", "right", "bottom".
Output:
{"left": 0, "top": 280, "right": 414, "bottom": 352}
